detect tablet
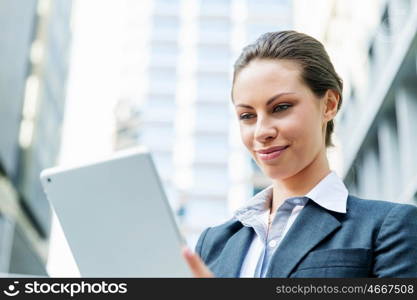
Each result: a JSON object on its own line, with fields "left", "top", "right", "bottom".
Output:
{"left": 40, "top": 146, "right": 192, "bottom": 277}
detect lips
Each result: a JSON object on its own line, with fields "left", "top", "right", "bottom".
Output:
{"left": 256, "top": 145, "right": 289, "bottom": 161}
{"left": 256, "top": 145, "right": 289, "bottom": 154}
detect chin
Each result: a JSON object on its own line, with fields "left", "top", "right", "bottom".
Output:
{"left": 262, "top": 166, "right": 297, "bottom": 181}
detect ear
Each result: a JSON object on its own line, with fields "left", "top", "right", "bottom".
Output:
{"left": 323, "top": 89, "right": 340, "bottom": 123}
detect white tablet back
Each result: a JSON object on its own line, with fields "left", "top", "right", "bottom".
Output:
{"left": 40, "top": 147, "right": 191, "bottom": 277}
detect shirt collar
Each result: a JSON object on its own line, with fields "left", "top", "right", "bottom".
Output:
{"left": 233, "top": 171, "right": 348, "bottom": 224}
{"left": 305, "top": 171, "right": 348, "bottom": 213}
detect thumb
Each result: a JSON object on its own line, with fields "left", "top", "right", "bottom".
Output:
{"left": 182, "top": 247, "right": 214, "bottom": 278}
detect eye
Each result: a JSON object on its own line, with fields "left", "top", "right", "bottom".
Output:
{"left": 239, "top": 113, "right": 254, "bottom": 120}
{"left": 273, "top": 103, "right": 292, "bottom": 112}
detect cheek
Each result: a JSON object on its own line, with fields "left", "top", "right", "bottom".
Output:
{"left": 239, "top": 126, "right": 253, "bottom": 149}
{"left": 278, "top": 115, "right": 307, "bottom": 143}
{"left": 287, "top": 111, "right": 321, "bottom": 149}
{"left": 285, "top": 110, "right": 322, "bottom": 146}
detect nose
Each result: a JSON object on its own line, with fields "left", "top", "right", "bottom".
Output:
{"left": 254, "top": 116, "right": 278, "bottom": 143}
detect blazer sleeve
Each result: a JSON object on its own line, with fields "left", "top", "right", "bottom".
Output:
{"left": 374, "top": 204, "right": 417, "bottom": 277}
{"left": 194, "top": 227, "right": 211, "bottom": 261}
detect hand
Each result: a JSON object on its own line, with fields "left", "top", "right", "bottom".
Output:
{"left": 181, "top": 247, "right": 214, "bottom": 278}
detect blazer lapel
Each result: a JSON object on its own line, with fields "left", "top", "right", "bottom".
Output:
{"left": 210, "top": 225, "right": 254, "bottom": 277}
{"left": 265, "top": 200, "right": 342, "bottom": 277}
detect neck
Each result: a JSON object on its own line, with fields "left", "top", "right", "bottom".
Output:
{"left": 270, "top": 148, "right": 331, "bottom": 213}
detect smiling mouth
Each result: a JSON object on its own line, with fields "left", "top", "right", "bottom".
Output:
{"left": 257, "top": 145, "right": 289, "bottom": 161}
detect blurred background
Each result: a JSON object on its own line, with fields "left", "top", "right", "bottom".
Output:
{"left": 0, "top": 0, "right": 416, "bottom": 277}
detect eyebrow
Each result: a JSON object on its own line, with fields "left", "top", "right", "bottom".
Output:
{"left": 235, "top": 92, "right": 296, "bottom": 109}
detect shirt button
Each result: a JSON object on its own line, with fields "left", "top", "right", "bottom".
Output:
{"left": 268, "top": 240, "right": 277, "bottom": 248}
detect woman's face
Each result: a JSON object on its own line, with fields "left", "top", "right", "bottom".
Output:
{"left": 232, "top": 58, "right": 329, "bottom": 180}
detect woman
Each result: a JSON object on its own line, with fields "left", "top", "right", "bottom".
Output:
{"left": 182, "top": 31, "right": 417, "bottom": 278}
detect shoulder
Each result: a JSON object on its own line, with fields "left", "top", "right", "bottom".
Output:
{"left": 347, "top": 194, "right": 417, "bottom": 216}
{"left": 352, "top": 197, "right": 417, "bottom": 277}
{"left": 199, "top": 218, "right": 244, "bottom": 241}
{"left": 195, "top": 218, "right": 244, "bottom": 259}
{"left": 347, "top": 195, "right": 417, "bottom": 239}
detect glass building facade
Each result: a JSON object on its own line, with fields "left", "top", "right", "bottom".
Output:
{"left": 0, "top": 0, "right": 72, "bottom": 275}
{"left": 337, "top": 0, "right": 417, "bottom": 205}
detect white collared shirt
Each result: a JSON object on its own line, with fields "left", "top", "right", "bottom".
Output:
{"left": 233, "top": 171, "right": 348, "bottom": 277}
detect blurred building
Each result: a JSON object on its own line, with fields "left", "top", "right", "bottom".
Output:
{"left": 0, "top": 0, "right": 72, "bottom": 275}
{"left": 114, "top": 0, "right": 293, "bottom": 247}
{"left": 296, "top": 0, "right": 417, "bottom": 205}
{"left": 339, "top": 0, "right": 417, "bottom": 205}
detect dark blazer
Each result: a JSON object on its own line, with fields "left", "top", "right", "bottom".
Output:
{"left": 195, "top": 195, "right": 417, "bottom": 277}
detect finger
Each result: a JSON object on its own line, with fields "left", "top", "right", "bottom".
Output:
{"left": 182, "top": 247, "right": 214, "bottom": 278}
